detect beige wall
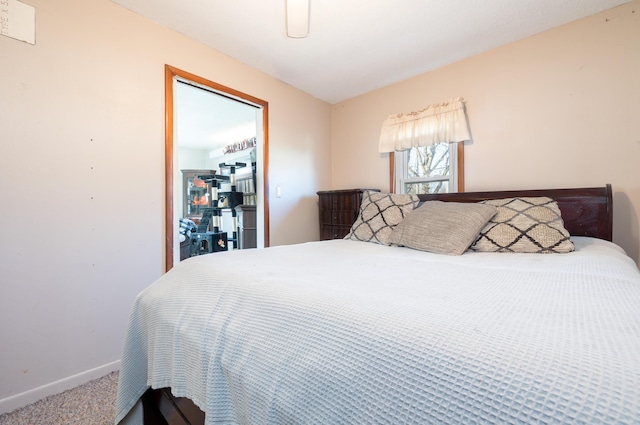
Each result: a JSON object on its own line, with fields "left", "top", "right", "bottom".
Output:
{"left": 332, "top": 1, "right": 640, "bottom": 265}
{"left": 0, "top": 0, "right": 331, "bottom": 411}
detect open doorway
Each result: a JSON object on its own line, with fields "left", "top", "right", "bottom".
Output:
{"left": 164, "top": 65, "right": 269, "bottom": 271}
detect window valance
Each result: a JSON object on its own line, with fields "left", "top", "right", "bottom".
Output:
{"left": 378, "top": 98, "right": 471, "bottom": 153}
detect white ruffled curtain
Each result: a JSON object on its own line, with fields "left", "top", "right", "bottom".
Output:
{"left": 378, "top": 98, "right": 471, "bottom": 153}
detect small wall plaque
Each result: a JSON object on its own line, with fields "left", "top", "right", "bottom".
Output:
{"left": 1, "top": 0, "right": 35, "bottom": 45}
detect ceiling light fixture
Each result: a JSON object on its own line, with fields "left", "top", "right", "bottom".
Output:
{"left": 286, "top": 0, "right": 309, "bottom": 38}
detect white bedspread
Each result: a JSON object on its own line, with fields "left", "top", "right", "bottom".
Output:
{"left": 115, "top": 237, "right": 640, "bottom": 424}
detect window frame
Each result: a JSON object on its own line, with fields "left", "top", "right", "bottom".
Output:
{"left": 389, "top": 142, "right": 464, "bottom": 194}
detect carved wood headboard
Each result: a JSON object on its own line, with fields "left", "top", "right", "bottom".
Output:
{"left": 416, "top": 184, "right": 613, "bottom": 241}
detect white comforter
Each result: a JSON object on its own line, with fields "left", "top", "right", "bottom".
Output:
{"left": 115, "top": 237, "right": 640, "bottom": 424}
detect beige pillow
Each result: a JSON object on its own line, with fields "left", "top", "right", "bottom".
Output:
{"left": 344, "top": 191, "right": 420, "bottom": 245}
{"left": 389, "top": 201, "right": 497, "bottom": 255}
{"left": 469, "top": 197, "right": 574, "bottom": 253}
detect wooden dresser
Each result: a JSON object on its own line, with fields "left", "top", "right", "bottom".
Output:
{"left": 237, "top": 205, "right": 257, "bottom": 249}
{"left": 317, "top": 189, "right": 379, "bottom": 240}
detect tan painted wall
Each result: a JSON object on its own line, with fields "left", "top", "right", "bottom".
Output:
{"left": 331, "top": 1, "right": 640, "bottom": 265}
{"left": 0, "top": 0, "right": 331, "bottom": 410}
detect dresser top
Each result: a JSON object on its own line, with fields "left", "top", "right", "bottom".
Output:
{"left": 316, "top": 188, "right": 380, "bottom": 195}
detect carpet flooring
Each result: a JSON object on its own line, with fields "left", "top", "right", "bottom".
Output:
{"left": 0, "top": 372, "right": 118, "bottom": 425}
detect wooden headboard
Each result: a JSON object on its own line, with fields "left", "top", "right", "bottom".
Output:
{"left": 417, "top": 184, "right": 613, "bottom": 241}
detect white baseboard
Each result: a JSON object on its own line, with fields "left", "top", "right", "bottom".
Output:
{"left": 0, "top": 360, "right": 121, "bottom": 415}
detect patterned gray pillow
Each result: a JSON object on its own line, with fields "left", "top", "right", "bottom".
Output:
{"left": 470, "top": 197, "right": 574, "bottom": 253}
{"left": 389, "top": 201, "right": 497, "bottom": 255}
{"left": 344, "top": 191, "right": 420, "bottom": 245}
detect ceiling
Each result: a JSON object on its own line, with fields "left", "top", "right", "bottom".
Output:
{"left": 175, "top": 81, "right": 258, "bottom": 150}
{"left": 110, "top": 0, "right": 629, "bottom": 104}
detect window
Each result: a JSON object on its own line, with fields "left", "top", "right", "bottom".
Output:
{"left": 378, "top": 98, "right": 469, "bottom": 194}
{"left": 392, "top": 142, "right": 464, "bottom": 194}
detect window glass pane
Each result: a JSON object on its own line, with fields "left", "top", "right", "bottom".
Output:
{"left": 404, "top": 181, "right": 449, "bottom": 194}
{"left": 407, "top": 143, "right": 450, "bottom": 178}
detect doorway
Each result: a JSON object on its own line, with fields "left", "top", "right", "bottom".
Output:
{"left": 164, "top": 65, "right": 269, "bottom": 271}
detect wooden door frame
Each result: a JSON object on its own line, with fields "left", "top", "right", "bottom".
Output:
{"left": 164, "top": 65, "right": 270, "bottom": 271}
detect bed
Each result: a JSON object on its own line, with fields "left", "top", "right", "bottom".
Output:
{"left": 115, "top": 184, "right": 640, "bottom": 425}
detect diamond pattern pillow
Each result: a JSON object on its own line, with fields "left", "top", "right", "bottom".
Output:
{"left": 345, "top": 191, "right": 420, "bottom": 245}
{"left": 469, "top": 197, "right": 574, "bottom": 253}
